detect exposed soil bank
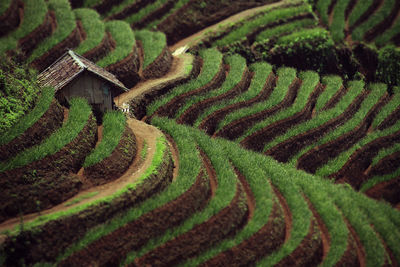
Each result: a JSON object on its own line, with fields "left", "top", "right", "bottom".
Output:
{"left": 142, "top": 46, "right": 173, "bottom": 80}
{"left": 0, "top": 0, "right": 23, "bottom": 37}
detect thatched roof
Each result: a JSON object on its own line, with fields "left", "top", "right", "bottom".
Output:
{"left": 37, "top": 50, "right": 128, "bottom": 92}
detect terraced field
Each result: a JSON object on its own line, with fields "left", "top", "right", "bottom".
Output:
{"left": 1, "top": 0, "right": 400, "bottom": 266}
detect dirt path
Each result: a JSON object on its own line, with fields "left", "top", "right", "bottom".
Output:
{"left": 0, "top": 119, "right": 164, "bottom": 233}
{"left": 169, "top": 1, "right": 288, "bottom": 51}
{"left": 114, "top": 53, "right": 194, "bottom": 108}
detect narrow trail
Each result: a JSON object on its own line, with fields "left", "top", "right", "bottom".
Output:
{"left": 0, "top": 119, "right": 163, "bottom": 234}
{"left": 169, "top": 1, "right": 288, "bottom": 51}
{"left": 114, "top": 53, "right": 194, "bottom": 108}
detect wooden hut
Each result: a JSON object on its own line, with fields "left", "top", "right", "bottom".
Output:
{"left": 38, "top": 50, "right": 128, "bottom": 114}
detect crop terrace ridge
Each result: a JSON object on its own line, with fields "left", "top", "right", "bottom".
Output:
{"left": 240, "top": 73, "right": 324, "bottom": 152}
{"left": 58, "top": 147, "right": 212, "bottom": 266}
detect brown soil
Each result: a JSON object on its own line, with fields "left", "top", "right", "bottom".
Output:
{"left": 165, "top": 134, "right": 179, "bottom": 181}
{"left": 345, "top": 0, "right": 358, "bottom": 19}
{"left": 0, "top": 114, "right": 97, "bottom": 223}
{"left": 348, "top": 0, "right": 383, "bottom": 33}
{"left": 202, "top": 198, "right": 286, "bottom": 266}
{"left": 170, "top": 1, "right": 287, "bottom": 51}
{"left": 0, "top": 0, "right": 23, "bottom": 37}
{"left": 322, "top": 85, "right": 348, "bottom": 111}
{"left": 328, "top": 0, "right": 337, "bottom": 26}
{"left": 60, "top": 152, "right": 212, "bottom": 266}
{"left": 334, "top": 228, "right": 360, "bottom": 266}
{"left": 118, "top": 53, "right": 201, "bottom": 120}
{"left": 213, "top": 73, "right": 277, "bottom": 139}
{"left": 154, "top": 59, "right": 225, "bottom": 119}
{"left": 105, "top": 0, "right": 156, "bottom": 21}
{"left": 84, "top": 125, "right": 137, "bottom": 185}
{"left": 134, "top": 176, "right": 248, "bottom": 266}
{"left": 233, "top": 165, "right": 255, "bottom": 220}
{"left": 266, "top": 91, "right": 367, "bottom": 163}
{"left": 333, "top": 130, "right": 400, "bottom": 189}
{"left": 93, "top": 0, "right": 124, "bottom": 15}
{"left": 105, "top": 45, "right": 141, "bottom": 88}
{"left": 241, "top": 82, "right": 324, "bottom": 152}
{"left": 364, "top": 1, "right": 400, "bottom": 42}
{"left": 142, "top": 46, "right": 173, "bottom": 80}
{"left": 365, "top": 177, "right": 400, "bottom": 206}
{"left": 0, "top": 99, "right": 63, "bottom": 161}
{"left": 0, "top": 119, "right": 174, "bottom": 265}
{"left": 370, "top": 224, "right": 399, "bottom": 267}
{"left": 341, "top": 216, "right": 365, "bottom": 267}
{"left": 17, "top": 11, "right": 56, "bottom": 61}
{"left": 303, "top": 195, "right": 331, "bottom": 262}
{"left": 31, "top": 22, "right": 83, "bottom": 71}
{"left": 204, "top": 73, "right": 276, "bottom": 137}
{"left": 297, "top": 93, "right": 390, "bottom": 174}
{"left": 215, "top": 77, "right": 301, "bottom": 142}
{"left": 272, "top": 184, "right": 292, "bottom": 243}
{"left": 275, "top": 216, "right": 323, "bottom": 267}
{"left": 83, "top": 31, "right": 116, "bottom": 63}
{"left": 178, "top": 67, "right": 252, "bottom": 126}
{"left": 159, "top": 0, "right": 281, "bottom": 45}
{"left": 132, "top": 0, "right": 175, "bottom": 29}
{"left": 378, "top": 106, "right": 400, "bottom": 130}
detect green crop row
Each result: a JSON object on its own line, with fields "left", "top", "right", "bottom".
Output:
{"left": 96, "top": 20, "right": 135, "bottom": 67}
{"left": 315, "top": 0, "right": 332, "bottom": 25}
{"left": 102, "top": 0, "right": 137, "bottom": 19}
{"left": 347, "top": 0, "right": 374, "bottom": 27}
{"left": 238, "top": 70, "right": 320, "bottom": 143}
{"left": 0, "top": 0, "right": 48, "bottom": 54}
{"left": 73, "top": 8, "right": 105, "bottom": 55}
{"left": 125, "top": 0, "right": 168, "bottom": 25}
{"left": 175, "top": 54, "right": 247, "bottom": 120}
{"left": 56, "top": 121, "right": 201, "bottom": 262}
{"left": 352, "top": 0, "right": 396, "bottom": 41}
{"left": 0, "top": 97, "right": 92, "bottom": 172}
{"left": 147, "top": 48, "right": 223, "bottom": 116}
{"left": 295, "top": 82, "right": 386, "bottom": 169}
{"left": 329, "top": 0, "right": 350, "bottom": 42}
{"left": 193, "top": 62, "right": 272, "bottom": 128}
{"left": 135, "top": 30, "right": 167, "bottom": 69}
{"left": 371, "top": 140, "right": 400, "bottom": 168}
{"left": 361, "top": 165, "right": 400, "bottom": 192}
{"left": 8, "top": 134, "right": 169, "bottom": 238}
{"left": 255, "top": 17, "right": 317, "bottom": 42}
{"left": 83, "top": 110, "right": 126, "bottom": 168}
{"left": 0, "top": 0, "right": 11, "bottom": 15}
{"left": 314, "top": 75, "right": 343, "bottom": 112}
{"left": 213, "top": 4, "right": 311, "bottom": 47}
{"left": 0, "top": 86, "right": 54, "bottom": 146}
{"left": 28, "top": 0, "right": 76, "bottom": 63}
{"left": 143, "top": 0, "right": 191, "bottom": 30}
{"left": 216, "top": 67, "right": 297, "bottom": 138}
{"left": 315, "top": 85, "right": 399, "bottom": 177}
{"left": 375, "top": 18, "right": 400, "bottom": 47}
{"left": 123, "top": 117, "right": 239, "bottom": 264}
{"left": 263, "top": 79, "right": 362, "bottom": 154}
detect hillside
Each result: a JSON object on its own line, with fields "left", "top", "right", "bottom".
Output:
{"left": 0, "top": 0, "right": 400, "bottom": 266}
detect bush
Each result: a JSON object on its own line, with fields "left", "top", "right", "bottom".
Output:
{"left": 376, "top": 45, "right": 400, "bottom": 87}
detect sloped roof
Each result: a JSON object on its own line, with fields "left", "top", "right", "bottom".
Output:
{"left": 37, "top": 50, "right": 128, "bottom": 92}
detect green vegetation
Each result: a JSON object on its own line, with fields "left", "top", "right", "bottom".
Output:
{"left": 0, "top": 86, "right": 54, "bottom": 146}
{"left": 0, "top": 0, "right": 47, "bottom": 55}
{"left": 143, "top": 0, "right": 191, "bottom": 30}
{"left": 125, "top": 0, "right": 169, "bottom": 25}
{"left": 83, "top": 111, "right": 126, "bottom": 168}
{"left": 352, "top": 0, "right": 396, "bottom": 41}
{"left": 194, "top": 62, "right": 272, "bottom": 128}
{"left": 0, "top": 97, "right": 92, "bottom": 172}
{"left": 96, "top": 20, "right": 135, "bottom": 67}
{"left": 255, "top": 18, "right": 317, "bottom": 42}
{"left": 73, "top": 8, "right": 105, "bottom": 55}
{"left": 348, "top": 0, "right": 374, "bottom": 27}
{"left": 263, "top": 78, "right": 362, "bottom": 153}
{"left": 329, "top": 0, "right": 349, "bottom": 42}
{"left": 0, "top": 0, "right": 11, "bottom": 15}
{"left": 147, "top": 48, "right": 223, "bottom": 116}
{"left": 214, "top": 4, "right": 311, "bottom": 47}
{"left": 141, "top": 140, "right": 148, "bottom": 160}
{"left": 361, "top": 166, "right": 400, "bottom": 192}
{"left": 103, "top": 0, "right": 137, "bottom": 18}
{"left": 239, "top": 70, "right": 320, "bottom": 143}
{"left": 315, "top": 0, "right": 331, "bottom": 25}
{"left": 217, "top": 67, "right": 297, "bottom": 136}
{"left": 375, "top": 19, "right": 400, "bottom": 47}
{"left": 28, "top": 0, "right": 76, "bottom": 63}
{"left": 314, "top": 75, "right": 343, "bottom": 112}
{"left": 175, "top": 54, "right": 247, "bottom": 119}
{"left": 0, "top": 60, "right": 41, "bottom": 135}
{"left": 135, "top": 30, "right": 167, "bottom": 69}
